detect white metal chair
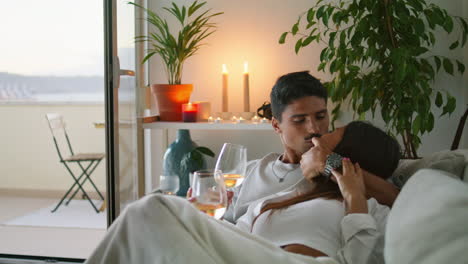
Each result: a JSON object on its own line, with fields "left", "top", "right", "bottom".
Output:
{"left": 45, "top": 113, "right": 105, "bottom": 213}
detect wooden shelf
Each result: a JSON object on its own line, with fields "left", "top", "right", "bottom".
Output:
{"left": 142, "top": 121, "right": 272, "bottom": 130}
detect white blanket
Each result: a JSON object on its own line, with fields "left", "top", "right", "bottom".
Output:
{"left": 385, "top": 169, "right": 468, "bottom": 264}
{"left": 84, "top": 194, "right": 338, "bottom": 264}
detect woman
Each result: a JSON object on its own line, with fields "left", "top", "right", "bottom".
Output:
{"left": 236, "top": 121, "right": 400, "bottom": 263}
{"left": 84, "top": 121, "right": 400, "bottom": 264}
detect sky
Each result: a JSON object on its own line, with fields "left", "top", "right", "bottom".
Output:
{"left": 0, "top": 0, "right": 134, "bottom": 77}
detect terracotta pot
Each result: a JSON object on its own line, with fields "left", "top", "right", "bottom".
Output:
{"left": 151, "top": 84, "right": 193, "bottom": 121}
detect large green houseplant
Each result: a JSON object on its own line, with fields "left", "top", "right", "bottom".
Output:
{"left": 280, "top": 0, "right": 467, "bottom": 158}
{"left": 131, "top": 1, "right": 223, "bottom": 121}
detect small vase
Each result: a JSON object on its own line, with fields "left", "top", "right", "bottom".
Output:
{"left": 162, "top": 129, "right": 206, "bottom": 196}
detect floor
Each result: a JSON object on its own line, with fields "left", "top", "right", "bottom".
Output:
{"left": 0, "top": 195, "right": 106, "bottom": 260}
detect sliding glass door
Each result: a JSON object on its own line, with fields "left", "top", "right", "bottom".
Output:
{"left": 104, "top": 0, "right": 144, "bottom": 225}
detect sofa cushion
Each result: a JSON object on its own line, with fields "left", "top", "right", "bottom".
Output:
{"left": 385, "top": 169, "right": 468, "bottom": 264}
{"left": 391, "top": 150, "right": 467, "bottom": 188}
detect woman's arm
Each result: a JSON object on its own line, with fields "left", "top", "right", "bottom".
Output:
{"left": 332, "top": 160, "right": 381, "bottom": 264}
{"left": 363, "top": 171, "right": 399, "bottom": 207}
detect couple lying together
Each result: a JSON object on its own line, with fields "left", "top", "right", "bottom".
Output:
{"left": 85, "top": 72, "right": 401, "bottom": 264}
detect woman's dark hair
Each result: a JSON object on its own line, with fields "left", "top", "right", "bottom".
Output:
{"left": 334, "top": 121, "right": 400, "bottom": 179}
{"left": 270, "top": 71, "right": 327, "bottom": 122}
{"left": 252, "top": 121, "right": 400, "bottom": 229}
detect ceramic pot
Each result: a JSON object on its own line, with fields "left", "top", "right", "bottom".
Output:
{"left": 151, "top": 84, "right": 193, "bottom": 121}
{"left": 162, "top": 129, "right": 206, "bottom": 196}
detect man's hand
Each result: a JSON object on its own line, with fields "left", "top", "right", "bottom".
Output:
{"left": 300, "top": 137, "right": 332, "bottom": 181}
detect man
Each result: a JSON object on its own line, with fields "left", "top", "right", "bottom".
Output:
{"left": 224, "top": 71, "right": 399, "bottom": 223}
{"left": 84, "top": 72, "right": 398, "bottom": 263}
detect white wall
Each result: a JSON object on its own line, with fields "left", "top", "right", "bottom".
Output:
{"left": 0, "top": 104, "right": 106, "bottom": 193}
{"left": 147, "top": 0, "right": 467, "bottom": 164}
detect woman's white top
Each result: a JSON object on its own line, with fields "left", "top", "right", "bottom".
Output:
{"left": 251, "top": 198, "right": 344, "bottom": 258}
{"left": 235, "top": 179, "right": 390, "bottom": 264}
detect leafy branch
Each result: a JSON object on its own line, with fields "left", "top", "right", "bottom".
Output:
{"left": 280, "top": 0, "right": 467, "bottom": 158}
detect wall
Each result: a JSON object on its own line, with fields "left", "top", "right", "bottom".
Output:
{"left": 146, "top": 0, "right": 467, "bottom": 166}
{"left": 0, "top": 104, "right": 106, "bottom": 194}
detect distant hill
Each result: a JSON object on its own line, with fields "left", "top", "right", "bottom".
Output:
{"left": 0, "top": 72, "right": 104, "bottom": 94}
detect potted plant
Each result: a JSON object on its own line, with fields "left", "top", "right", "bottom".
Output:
{"left": 280, "top": 0, "right": 467, "bottom": 158}
{"left": 130, "top": 1, "right": 223, "bottom": 121}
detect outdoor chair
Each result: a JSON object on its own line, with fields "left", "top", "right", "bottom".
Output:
{"left": 45, "top": 113, "right": 105, "bottom": 213}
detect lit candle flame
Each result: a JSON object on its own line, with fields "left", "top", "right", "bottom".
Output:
{"left": 222, "top": 64, "right": 228, "bottom": 74}
{"left": 243, "top": 62, "right": 249, "bottom": 74}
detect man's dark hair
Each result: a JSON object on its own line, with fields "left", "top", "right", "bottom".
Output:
{"left": 270, "top": 71, "right": 328, "bottom": 122}
{"left": 334, "top": 121, "right": 401, "bottom": 179}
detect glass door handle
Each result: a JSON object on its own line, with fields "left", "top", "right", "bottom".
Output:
{"left": 119, "top": 69, "right": 135, "bottom": 76}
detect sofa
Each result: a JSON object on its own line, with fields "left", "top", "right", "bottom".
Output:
{"left": 385, "top": 149, "right": 468, "bottom": 264}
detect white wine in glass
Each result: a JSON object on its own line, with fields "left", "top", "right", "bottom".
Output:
{"left": 215, "top": 143, "right": 247, "bottom": 188}
{"left": 191, "top": 169, "right": 227, "bottom": 220}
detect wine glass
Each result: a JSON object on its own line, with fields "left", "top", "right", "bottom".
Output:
{"left": 190, "top": 169, "right": 227, "bottom": 219}
{"left": 157, "top": 175, "right": 179, "bottom": 195}
{"left": 215, "top": 143, "right": 247, "bottom": 188}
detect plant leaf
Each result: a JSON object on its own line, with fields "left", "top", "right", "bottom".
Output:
{"left": 307, "top": 8, "right": 315, "bottom": 23}
{"left": 456, "top": 60, "right": 465, "bottom": 74}
{"left": 316, "top": 5, "right": 325, "bottom": 19}
{"left": 434, "top": 56, "right": 441, "bottom": 72}
{"left": 295, "top": 38, "right": 303, "bottom": 54}
{"left": 302, "top": 36, "right": 316, "bottom": 46}
{"left": 292, "top": 22, "right": 299, "bottom": 35}
{"left": 427, "top": 113, "right": 435, "bottom": 131}
{"left": 459, "top": 17, "right": 468, "bottom": 45}
{"left": 279, "top": 32, "right": 288, "bottom": 44}
{"left": 443, "top": 16, "right": 454, "bottom": 33}
{"left": 449, "top": 40, "right": 459, "bottom": 50}
{"left": 195, "top": 146, "right": 215, "bottom": 157}
{"left": 443, "top": 58, "right": 454, "bottom": 75}
{"left": 435, "top": 91, "right": 443, "bottom": 107}
{"left": 441, "top": 96, "right": 456, "bottom": 116}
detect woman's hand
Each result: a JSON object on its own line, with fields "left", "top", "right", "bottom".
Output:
{"left": 331, "top": 158, "right": 368, "bottom": 214}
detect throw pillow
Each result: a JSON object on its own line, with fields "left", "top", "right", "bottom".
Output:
{"left": 391, "top": 150, "right": 466, "bottom": 188}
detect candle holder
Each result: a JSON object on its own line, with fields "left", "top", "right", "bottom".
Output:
{"left": 240, "top": 112, "right": 255, "bottom": 120}
{"left": 236, "top": 117, "right": 246, "bottom": 124}
{"left": 193, "top": 101, "right": 211, "bottom": 121}
{"left": 260, "top": 117, "right": 270, "bottom": 124}
{"left": 251, "top": 115, "right": 260, "bottom": 124}
{"left": 219, "top": 112, "right": 232, "bottom": 120}
{"left": 214, "top": 117, "right": 222, "bottom": 123}
{"left": 182, "top": 103, "right": 198, "bottom": 122}
{"left": 231, "top": 115, "right": 238, "bottom": 123}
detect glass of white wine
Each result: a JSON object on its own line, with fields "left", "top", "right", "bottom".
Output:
{"left": 157, "top": 175, "right": 179, "bottom": 195}
{"left": 215, "top": 143, "right": 247, "bottom": 188}
{"left": 190, "top": 169, "right": 227, "bottom": 220}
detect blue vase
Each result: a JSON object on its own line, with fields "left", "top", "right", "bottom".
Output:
{"left": 162, "top": 129, "right": 206, "bottom": 196}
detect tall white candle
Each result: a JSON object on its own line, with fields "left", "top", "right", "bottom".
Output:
{"left": 243, "top": 62, "right": 250, "bottom": 112}
{"left": 222, "top": 64, "right": 228, "bottom": 112}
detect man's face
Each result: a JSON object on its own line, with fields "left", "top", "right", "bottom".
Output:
{"left": 272, "top": 96, "right": 329, "bottom": 157}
